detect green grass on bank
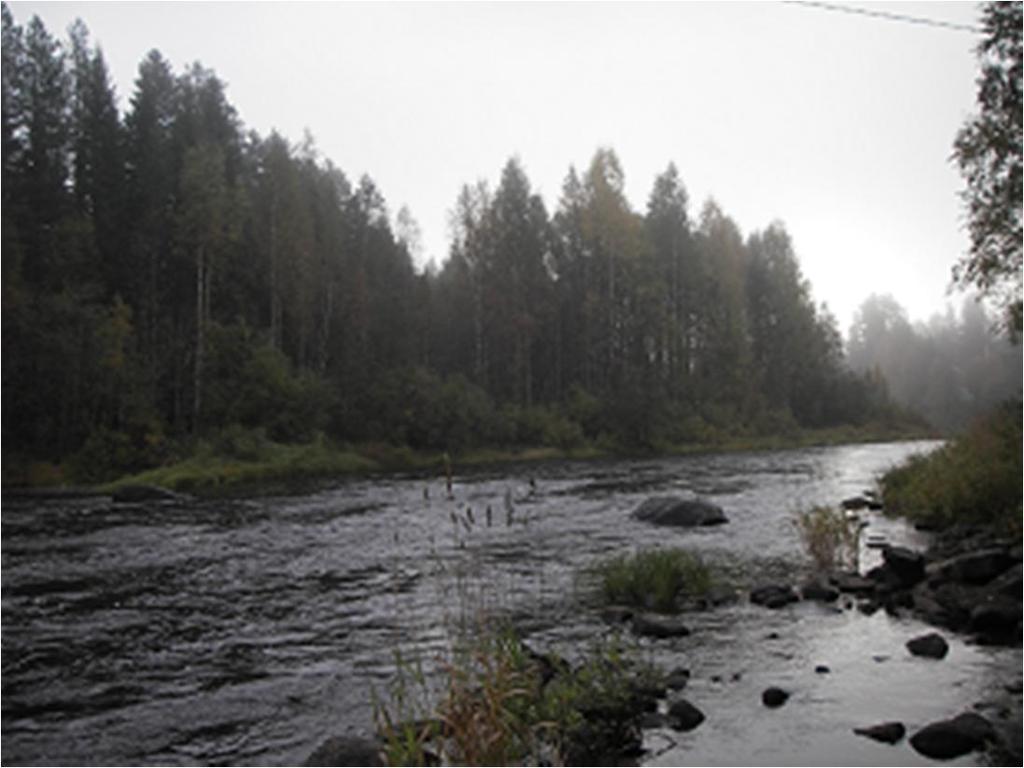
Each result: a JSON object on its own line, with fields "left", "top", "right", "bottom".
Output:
{"left": 3, "top": 420, "right": 933, "bottom": 496}
{"left": 375, "top": 627, "right": 663, "bottom": 766}
{"left": 881, "top": 401, "right": 1022, "bottom": 534}
{"left": 101, "top": 439, "right": 377, "bottom": 494}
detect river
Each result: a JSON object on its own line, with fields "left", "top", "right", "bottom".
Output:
{"left": 2, "top": 440, "right": 1020, "bottom": 765}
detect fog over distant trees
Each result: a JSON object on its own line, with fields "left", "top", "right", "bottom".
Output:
{"left": 1, "top": 7, "right": 959, "bottom": 480}
{"left": 847, "top": 294, "right": 1022, "bottom": 434}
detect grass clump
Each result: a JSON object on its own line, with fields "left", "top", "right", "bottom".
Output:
{"left": 374, "top": 628, "right": 661, "bottom": 766}
{"left": 594, "top": 548, "right": 712, "bottom": 613}
{"left": 882, "top": 401, "right": 1022, "bottom": 533}
{"left": 794, "top": 505, "right": 860, "bottom": 573}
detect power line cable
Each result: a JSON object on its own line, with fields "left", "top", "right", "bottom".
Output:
{"left": 784, "top": 1, "right": 983, "bottom": 34}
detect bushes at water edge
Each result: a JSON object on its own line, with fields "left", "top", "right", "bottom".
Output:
{"left": 881, "top": 401, "right": 1022, "bottom": 533}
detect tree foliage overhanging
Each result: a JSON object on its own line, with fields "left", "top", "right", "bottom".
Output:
{"left": 952, "top": 0, "right": 1023, "bottom": 335}
{"left": 2, "top": 8, "right": 913, "bottom": 479}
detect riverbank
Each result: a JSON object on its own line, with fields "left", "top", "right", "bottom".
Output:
{"left": 3, "top": 422, "right": 934, "bottom": 497}
{"left": 353, "top": 501, "right": 1022, "bottom": 766}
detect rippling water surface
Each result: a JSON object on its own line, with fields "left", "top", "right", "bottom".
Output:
{"left": 3, "top": 440, "right": 1019, "bottom": 765}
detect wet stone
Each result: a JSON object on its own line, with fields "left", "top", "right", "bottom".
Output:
{"left": 633, "top": 497, "right": 728, "bottom": 527}
{"left": 640, "top": 711, "right": 669, "bottom": 729}
{"left": 600, "top": 605, "right": 634, "bottom": 624}
{"left": 631, "top": 613, "right": 691, "bottom": 638}
{"left": 762, "top": 687, "right": 790, "bottom": 708}
{"left": 667, "top": 698, "right": 706, "bottom": 731}
{"left": 910, "top": 713, "right": 994, "bottom": 759}
{"left": 801, "top": 580, "right": 840, "bottom": 602}
{"left": 854, "top": 721, "right": 906, "bottom": 745}
{"left": 750, "top": 584, "right": 799, "bottom": 609}
{"left": 665, "top": 668, "right": 690, "bottom": 691}
{"left": 906, "top": 632, "right": 949, "bottom": 659}
{"left": 304, "top": 736, "right": 383, "bottom": 766}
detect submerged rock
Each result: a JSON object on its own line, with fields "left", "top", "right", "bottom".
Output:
{"left": 906, "top": 632, "right": 949, "bottom": 659}
{"left": 633, "top": 497, "right": 727, "bottom": 527}
{"left": 600, "top": 605, "right": 634, "bottom": 624}
{"left": 750, "top": 584, "right": 799, "bottom": 609}
{"left": 632, "top": 612, "right": 691, "bottom": 638}
{"left": 910, "top": 712, "right": 995, "bottom": 759}
{"left": 854, "top": 721, "right": 906, "bottom": 744}
{"left": 304, "top": 736, "right": 383, "bottom": 766}
{"left": 801, "top": 580, "right": 840, "bottom": 602}
{"left": 111, "top": 484, "right": 189, "bottom": 503}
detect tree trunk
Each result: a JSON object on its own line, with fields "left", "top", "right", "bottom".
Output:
{"left": 193, "top": 245, "right": 205, "bottom": 434}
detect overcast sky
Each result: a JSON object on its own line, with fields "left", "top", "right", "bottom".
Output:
{"left": 10, "top": 1, "right": 985, "bottom": 332}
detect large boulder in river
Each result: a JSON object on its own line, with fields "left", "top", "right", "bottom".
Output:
{"left": 633, "top": 497, "right": 727, "bottom": 527}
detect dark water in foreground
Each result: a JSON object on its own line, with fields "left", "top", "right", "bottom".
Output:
{"left": 2, "top": 440, "right": 1020, "bottom": 765}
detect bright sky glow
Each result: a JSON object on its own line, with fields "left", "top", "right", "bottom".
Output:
{"left": 10, "top": 1, "right": 983, "bottom": 331}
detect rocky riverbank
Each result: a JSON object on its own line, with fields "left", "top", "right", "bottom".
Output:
{"left": 307, "top": 496, "right": 1021, "bottom": 767}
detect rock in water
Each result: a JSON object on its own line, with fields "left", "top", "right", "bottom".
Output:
{"left": 910, "top": 713, "right": 994, "bottom": 759}
{"left": 111, "top": 484, "right": 189, "bottom": 503}
{"left": 854, "top": 722, "right": 906, "bottom": 744}
{"left": 633, "top": 497, "right": 727, "bottom": 527}
{"left": 762, "top": 687, "right": 790, "bottom": 708}
{"left": 928, "top": 548, "right": 1015, "bottom": 585}
{"left": 801, "top": 580, "right": 840, "bottom": 602}
{"left": 841, "top": 496, "right": 871, "bottom": 510}
{"left": 829, "top": 571, "right": 876, "bottom": 594}
{"left": 304, "top": 736, "right": 382, "bottom": 766}
{"left": 631, "top": 613, "right": 691, "bottom": 638}
{"left": 750, "top": 584, "right": 799, "bottom": 609}
{"left": 665, "top": 667, "right": 690, "bottom": 690}
{"left": 906, "top": 632, "right": 949, "bottom": 659}
{"left": 881, "top": 545, "right": 927, "bottom": 587}
{"left": 667, "top": 698, "right": 706, "bottom": 731}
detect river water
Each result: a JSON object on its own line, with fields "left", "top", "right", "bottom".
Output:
{"left": 2, "top": 440, "right": 1020, "bottom": 766}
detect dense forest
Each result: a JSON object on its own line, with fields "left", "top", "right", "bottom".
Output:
{"left": 0, "top": 7, "right": 967, "bottom": 482}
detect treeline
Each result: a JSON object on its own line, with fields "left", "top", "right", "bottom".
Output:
{"left": 848, "top": 294, "right": 1022, "bottom": 433}
{"left": 2, "top": 9, "right": 906, "bottom": 479}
